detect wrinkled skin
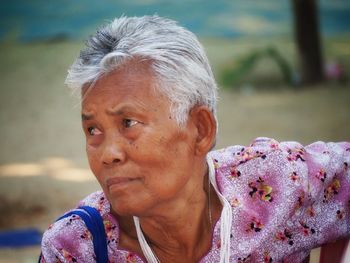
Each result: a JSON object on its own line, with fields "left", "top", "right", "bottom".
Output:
{"left": 81, "top": 60, "right": 219, "bottom": 262}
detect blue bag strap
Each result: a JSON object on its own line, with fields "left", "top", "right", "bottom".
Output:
{"left": 78, "top": 206, "right": 108, "bottom": 263}
{"left": 39, "top": 206, "right": 108, "bottom": 263}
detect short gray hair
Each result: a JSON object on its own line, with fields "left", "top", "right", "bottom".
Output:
{"left": 66, "top": 15, "right": 218, "bottom": 125}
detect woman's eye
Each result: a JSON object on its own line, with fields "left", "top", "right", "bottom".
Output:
{"left": 87, "top": 127, "right": 102, "bottom": 136}
{"left": 123, "top": 119, "right": 138, "bottom": 128}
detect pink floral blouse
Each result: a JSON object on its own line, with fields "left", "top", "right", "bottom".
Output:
{"left": 40, "top": 138, "right": 350, "bottom": 262}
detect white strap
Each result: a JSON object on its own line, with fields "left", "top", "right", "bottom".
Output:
{"left": 133, "top": 216, "right": 160, "bottom": 263}
{"left": 207, "top": 155, "right": 232, "bottom": 263}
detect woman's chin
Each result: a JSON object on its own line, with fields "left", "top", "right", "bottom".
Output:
{"left": 109, "top": 199, "right": 151, "bottom": 217}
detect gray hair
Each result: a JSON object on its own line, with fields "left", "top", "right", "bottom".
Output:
{"left": 66, "top": 15, "right": 218, "bottom": 125}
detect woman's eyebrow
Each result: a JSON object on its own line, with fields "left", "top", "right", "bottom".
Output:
{"left": 106, "top": 105, "right": 142, "bottom": 116}
{"left": 81, "top": 113, "right": 94, "bottom": 121}
{"left": 81, "top": 105, "right": 145, "bottom": 120}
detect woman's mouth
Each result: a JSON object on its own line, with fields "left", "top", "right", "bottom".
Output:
{"left": 106, "top": 177, "right": 140, "bottom": 192}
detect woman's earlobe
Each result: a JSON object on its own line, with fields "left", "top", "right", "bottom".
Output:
{"left": 190, "top": 106, "right": 217, "bottom": 156}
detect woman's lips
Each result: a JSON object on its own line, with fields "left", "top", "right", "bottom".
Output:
{"left": 106, "top": 177, "right": 139, "bottom": 192}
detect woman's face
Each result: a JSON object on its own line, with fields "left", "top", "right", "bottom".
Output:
{"left": 81, "top": 63, "right": 199, "bottom": 216}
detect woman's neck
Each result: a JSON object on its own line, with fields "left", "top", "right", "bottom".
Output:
{"left": 116, "top": 175, "right": 222, "bottom": 262}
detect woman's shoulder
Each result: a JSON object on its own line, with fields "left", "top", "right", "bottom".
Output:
{"left": 209, "top": 137, "right": 349, "bottom": 171}
{"left": 77, "top": 190, "right": 111, "bottom": 217}
{"left": 208, "top": 137, "right": 309, "bottom": 218}
{"left": 40, "top": 191, "right": 120, "bottom": 262}
{"left": 208, "top": 137, "right": 350, "bottom": 262}
{"left": 209, "top": 137, "right": 349, "bottom": 202}
{"left": 209, "top": 137, "right": 284, "bottom": 170}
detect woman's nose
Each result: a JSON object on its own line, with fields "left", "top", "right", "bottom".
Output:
{"left": 100, "top": 138, "right": 126, "bottom": 166}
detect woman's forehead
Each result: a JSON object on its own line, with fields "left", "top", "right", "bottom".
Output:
{"left": 82, "top": 60, "right": 156, "bottom": 94}
{"left": 81, "top": 68, "right": 170, "bottom": 114}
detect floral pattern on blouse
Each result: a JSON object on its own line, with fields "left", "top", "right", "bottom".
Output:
{"left": 40, "top": 137, "right": 350, "bottom": 262}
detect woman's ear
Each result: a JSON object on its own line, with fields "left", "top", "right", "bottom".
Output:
{"left": 189, "top": 106, "right": 217, "bottom": 156}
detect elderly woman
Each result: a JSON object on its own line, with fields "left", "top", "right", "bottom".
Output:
{"left": 40, "top": 16, "right": 350, "bottom": 263}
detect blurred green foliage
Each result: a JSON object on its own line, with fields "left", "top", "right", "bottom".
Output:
{"left": 220, "top": 46, "right": 293, "bottom": 89}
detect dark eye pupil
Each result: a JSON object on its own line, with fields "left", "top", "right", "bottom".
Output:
{"left": 88, "top": 127, "right": 94, "bottom": 135}
{"left": 124, "top": 119, "right": 132, "bottom": 127}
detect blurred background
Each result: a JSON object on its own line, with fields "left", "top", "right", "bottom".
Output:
{"left": 0, "top": 0, "right": 349, "bottom": 262}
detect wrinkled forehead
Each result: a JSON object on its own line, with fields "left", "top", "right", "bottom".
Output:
{"left": 81, "top": 58, "right": 159, "bottom": 96}
{"left": 80, "top": 60, "right": 173, "bottom": 117}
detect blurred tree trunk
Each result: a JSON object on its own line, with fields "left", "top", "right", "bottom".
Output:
{"left": 292, "top": 0, "right": 324, "bottom": 85}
